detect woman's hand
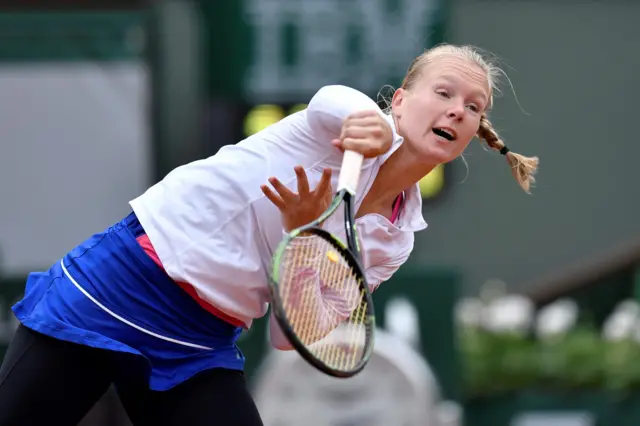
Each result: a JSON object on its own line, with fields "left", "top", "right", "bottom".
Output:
{"left": 261, "top": 166, "right": 333, "bottom": 232}
{"left": 331, "top": 110, "right": 393, "bottom": 158}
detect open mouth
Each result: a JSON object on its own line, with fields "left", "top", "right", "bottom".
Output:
{"left": 432, "top": 128, "right": 456, "bottom": 141}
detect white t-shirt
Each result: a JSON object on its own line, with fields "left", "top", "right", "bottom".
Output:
{"left": 129, "top": 85, "right": 428, "bottom": 329}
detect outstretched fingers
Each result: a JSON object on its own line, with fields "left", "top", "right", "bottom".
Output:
{"left": 294, "top": 165, "right": 310, "bottom": 196}
{"left": 261, "top": 176, "right": 298, "bottom": 211}
{"left": 313, "top": 168, "right": 333, "bottom": 198}
{"left": 261, "top": 183, "right": 287, "bottom": 210}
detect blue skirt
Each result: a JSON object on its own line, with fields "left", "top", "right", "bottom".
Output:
{"left": 12, "top": 212, "right": 245, "bottom": 391}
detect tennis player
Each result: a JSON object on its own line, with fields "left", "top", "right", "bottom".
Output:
{"left": 0, "top": 44, "right": 537, "bottom": 426}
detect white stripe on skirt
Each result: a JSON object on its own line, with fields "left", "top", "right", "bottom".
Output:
{"left": 60, "top": 259, "right": 213, "bottom": 350}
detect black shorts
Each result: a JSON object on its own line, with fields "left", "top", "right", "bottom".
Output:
{"left": 0, "top": 324, "right": 264, "bottom": 426}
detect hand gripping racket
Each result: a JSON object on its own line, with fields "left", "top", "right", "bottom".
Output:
{"left": 269, "top": 150, "right": 375, "bottom": 378}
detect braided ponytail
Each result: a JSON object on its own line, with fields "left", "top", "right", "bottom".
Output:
{"left": 477, "top": 115, "right": 539, "bottom": 193}
{"left": 391, "top": 44, "right": 540, "bottom": 193}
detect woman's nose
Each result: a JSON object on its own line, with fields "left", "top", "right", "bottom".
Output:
{"left": 447, "top": 105, "right": 464, "bottom": 121}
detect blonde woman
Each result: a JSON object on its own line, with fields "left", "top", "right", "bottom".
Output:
{"left": 0, "top": 44, "right": 537, "bottom": 426}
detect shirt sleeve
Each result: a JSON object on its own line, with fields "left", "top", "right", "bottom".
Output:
{"left": 269, "top": 310, "right": 294, "bottom": 350}
{"left": 268, "top": 243, "right": 359, "bottom": 351}
{"left": 364, "top": 246, "right": 413, "bottom": 292}
{"left": 269, "top": 245, "right": 413, "bottom": 350}
{"left": 306, "top": 85, "right": 384, "bottom": 138}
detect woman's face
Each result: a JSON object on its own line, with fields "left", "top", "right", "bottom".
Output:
{"left": 391, "top": 56, "right": 491, "bottom": 165}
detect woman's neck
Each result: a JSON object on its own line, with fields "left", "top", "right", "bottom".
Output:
{"left": 357, "top": 143, "right": 437, "bottom": 217}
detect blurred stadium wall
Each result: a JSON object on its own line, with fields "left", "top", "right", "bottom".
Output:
{"left": 423, "top": 0, "right": 640, "bottom": 294}
{"left": 2, "top": 0, "right": 638, "bottom": 295}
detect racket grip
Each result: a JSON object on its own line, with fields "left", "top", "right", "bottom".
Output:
{"left": 337, "top": 150, "right": 364, "bottom": 193}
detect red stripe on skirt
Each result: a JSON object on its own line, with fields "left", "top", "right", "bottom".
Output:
{"left": 136, "top": 234, "right": 246, "bottom": 329}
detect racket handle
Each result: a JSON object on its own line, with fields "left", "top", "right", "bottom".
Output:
{"left": 337, "top": 150, "right": 364, "bottom": 193}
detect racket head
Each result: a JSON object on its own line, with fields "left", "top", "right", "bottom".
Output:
{"left": 269, "top": 225, "right": 375, "bottom": 378}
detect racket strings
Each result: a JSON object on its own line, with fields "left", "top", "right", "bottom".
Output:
{"left": 278, "top": 235, "right": 368, "bottom": 371}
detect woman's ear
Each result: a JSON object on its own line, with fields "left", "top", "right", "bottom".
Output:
{"left": 391, "top": 88, "right": 406, "bottom": 118}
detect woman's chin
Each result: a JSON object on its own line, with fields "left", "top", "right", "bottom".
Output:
{"left": 416, "top": 144, "right": 455, "bottom": 165}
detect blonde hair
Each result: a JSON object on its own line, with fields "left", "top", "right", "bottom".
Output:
{"left": 392, "top": 44, "right": 539, "bottom": 193}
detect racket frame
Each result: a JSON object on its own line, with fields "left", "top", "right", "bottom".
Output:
{"left": 269, "top": 170, "right": 376, "bottom": 377}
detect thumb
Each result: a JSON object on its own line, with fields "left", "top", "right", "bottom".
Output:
{"left": 331, "top": 139, "right": 344, "bottom": 152}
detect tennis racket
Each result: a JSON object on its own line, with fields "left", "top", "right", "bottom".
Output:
{"left": 269, "top": 150, "right": 375, "bottom": 378}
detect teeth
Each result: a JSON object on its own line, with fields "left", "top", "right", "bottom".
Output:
{"left": 434, "top": 128, "right": 455, "bottom": 141}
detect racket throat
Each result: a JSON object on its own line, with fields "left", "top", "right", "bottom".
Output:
{"left": 343, "top": 196, "right": 360, "bottom": 253}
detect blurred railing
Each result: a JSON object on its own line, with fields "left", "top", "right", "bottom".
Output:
{"left": 527, "top": 236, "right": 640, "bottom": 326}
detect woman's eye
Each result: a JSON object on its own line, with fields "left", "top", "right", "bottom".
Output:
{"left": 436, "top": 90, "right": 450, "bottom": 98}
{"left": 467, "top": 104, "right": 480, "bottom": 112}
